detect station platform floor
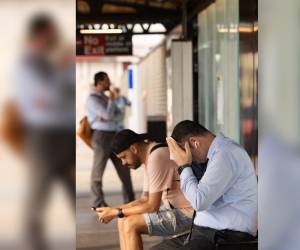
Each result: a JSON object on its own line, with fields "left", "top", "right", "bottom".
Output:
{"left": 76, "top": 140, "right": 161, "bottom": 250}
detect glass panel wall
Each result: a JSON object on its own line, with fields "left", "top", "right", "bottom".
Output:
{"left": 197, "top": 0, "right": 240, "bottom": 141}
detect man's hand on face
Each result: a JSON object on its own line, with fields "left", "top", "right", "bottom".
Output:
{"left": 107, "top": 90, "right": 115, "bottom": 100}
{"left": 96, "top": 207, "right": 118, "bottom": 224}
{"left": 166, "top": 137, "right": 192, "bottom": 166}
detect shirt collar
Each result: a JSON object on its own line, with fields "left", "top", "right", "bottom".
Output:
{"left": 207, "top": 132, "right": 224, "bottom": 160}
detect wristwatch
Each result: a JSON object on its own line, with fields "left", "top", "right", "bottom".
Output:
{"left": 177, "top": 164, "right": 191, "bottom": 175}
{"left": 117, "top": 208, "right": 125, "bottom": 218}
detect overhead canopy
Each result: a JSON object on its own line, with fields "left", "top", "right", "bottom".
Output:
{"left": 77, "top": 0, "right": 213, "bottom": 34}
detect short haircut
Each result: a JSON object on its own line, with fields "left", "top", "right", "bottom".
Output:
{"left": 28, "top": 14, "right": 54, "bottom": 39}
{"left": 94, "top": 71, "right": 108, "bottom": 86}
{"left": 171, "top": 120, "right": 210, "bottom": 143}
{"left": 111, "top": 129, "right": 149, "bottom": 154}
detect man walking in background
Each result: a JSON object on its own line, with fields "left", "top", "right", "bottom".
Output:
{"left": 14, "top": 14, "right": 75, "bottom": 250}
{"left": 86, "top": 72, "right": 135, "bottom": 208}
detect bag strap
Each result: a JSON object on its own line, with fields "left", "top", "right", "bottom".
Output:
{"left": 149, "top": 142, "right": 175, "bottom": 210}
{"left": 184, "top": 211, "right": 196, "bottom": 245}
{"left": 88, "top": 94, "right": 109, "bottom": 125}
{"left": 149, "top": 143, "right": 168, "bottom": 154}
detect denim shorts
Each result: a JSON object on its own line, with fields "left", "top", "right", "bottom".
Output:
{"left": 144, "top": 206, "right": 193, "bottom": 237}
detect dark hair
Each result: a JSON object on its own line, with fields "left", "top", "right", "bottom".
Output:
{"left": 112, "top": 129, "right": 149, "bottom": 154}
{"left": 28, "top": 14, "right": 54, "bottom": 39}
{"left": 171, "top": 120, "right": 210, "bottom": 143}
{"left": 94, "top": 71, "right": 108, "bottom": 86}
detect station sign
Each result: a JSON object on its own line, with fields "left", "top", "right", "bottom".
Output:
{"left": 76, "top": 34, "right": 132, "bottom": 56}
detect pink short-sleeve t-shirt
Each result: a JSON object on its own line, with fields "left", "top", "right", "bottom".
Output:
{"left": 142, "top": 143, "right": 193, "bottom": 218}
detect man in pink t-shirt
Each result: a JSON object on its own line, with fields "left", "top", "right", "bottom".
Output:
{"left": 95, "top": 129, "right": 193, "bottom": 250}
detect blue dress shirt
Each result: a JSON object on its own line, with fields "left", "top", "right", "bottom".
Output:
{"left": 85, "top": 92, "right": 120, "bottom": 131}
{"left": 180, "top": 133, "right": 257, "bottom": 235}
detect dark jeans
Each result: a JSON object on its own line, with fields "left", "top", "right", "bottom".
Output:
{"left": 91, "top": 130, "right": 135, "bottom": 206}
{"left": 151, "top": 226, "right": 255, "bottom": 250}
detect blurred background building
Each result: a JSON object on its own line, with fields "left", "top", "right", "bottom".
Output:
{"left": 77, "top": 0, "right": 258, "bottom": 160}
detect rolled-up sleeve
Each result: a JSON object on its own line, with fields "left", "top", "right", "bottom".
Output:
{"left": 180, "top": 152, "right": 234, "bottom": 211}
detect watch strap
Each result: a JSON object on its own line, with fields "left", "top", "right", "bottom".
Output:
{"left": 178, "top": 164, "right": 191, "bottom": 175}
{"left": 117, "top": 208, "right": 124, "bottom": 218}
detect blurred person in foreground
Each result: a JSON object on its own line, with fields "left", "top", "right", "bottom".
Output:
{"left": 112, "top": 87, "right": 131, "bottom": 131}
{"left": 151, "top": 120, "right": 257, "bottom": 250}
{"left": 96, "top": 129, "right": 194, "bottom": 250}
{"left": 14, "top": 14, "right": 75, "bottom": 250}
{"left": 85, "top": 72, "right": 134, "bottom": 208}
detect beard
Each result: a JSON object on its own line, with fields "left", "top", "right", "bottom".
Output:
{"left": 131, "top": 164, "right": 142, "bottom": 170}
{"left": 130, "top": 157, "right": 142, "bottom": 170}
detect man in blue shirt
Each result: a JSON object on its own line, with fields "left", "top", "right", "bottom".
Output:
{"left": 152, "top": 120, "right": 257, "bottom": 250}
{"left": 86, "top": 72, "right": 135, "bottom": 207}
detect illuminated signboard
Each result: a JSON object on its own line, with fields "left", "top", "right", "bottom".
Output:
{"left": 76, "top": 34, "right": 132, "bottom": 56}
